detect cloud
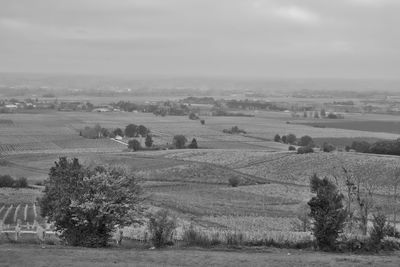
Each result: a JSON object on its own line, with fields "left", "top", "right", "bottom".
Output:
{"left": 273, "top": 5, "right": 319, "bottom": 24}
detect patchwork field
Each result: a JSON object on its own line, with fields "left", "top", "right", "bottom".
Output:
{"left": 2, "top": 110, "right": 400, "bottom": 242}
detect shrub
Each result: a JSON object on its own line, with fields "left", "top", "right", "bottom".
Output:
{"left": 0, "top": 175, "right": 15, "bottom": 187}
{"left": 308, "top": 174, "right": 347, "bottom": 251}
{"left": 128, "top": 139, "right": 141, "bottom": 151}
{"left": 148, "top": 209, "right": 176, "bottom": 248}
{"left": 14, "top": 177, "right": 28, "bottom": 188}
{"left": 188, "top": 138, "right": 198, "bottom": 149}
{"left": 228, "top": 177, "right": 240, "bottom": 187}
{"left": 322, "top": 142, "right": 336, "bottom": 152}
{"left": 274, "top": 134, "right": 281, "bottom": 142}
{"left": 370, "top": 212, "right": 388, "bottom": 246}
{"left": 385, "top": 224, "right": 400, "bottom": 238}
{"left": 189, "top": 112, "right": 199, "bottom": 120}
{"left": 297, "top": 146, "right": 314, "bottom": 154}
{"left": 145, "top": 135, "right": 153, "bottom": 148}
{"left": 223, "top": 126, "right": 246, "bottom": 134}
{"left": 39, "top": 158, "right": 143, "bottom": 247}
{"left": 288, "top": 146, "right": 296, "bottom": 151}
{"left": 173, "top": 135, "right": 187, "bottom": 149}
{"left": 200, "top": 119, "right": 205, "bottom": 125}
{"left": 182, "top": 225, "right": 220, "bottom": 247}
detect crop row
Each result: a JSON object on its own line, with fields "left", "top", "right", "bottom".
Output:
{"left": 0, "top": 203, "right": 39, "bottom": 225}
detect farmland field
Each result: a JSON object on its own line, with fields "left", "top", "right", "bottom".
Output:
{"left": 2, "top": 110, "right": 400, "bottom": 242}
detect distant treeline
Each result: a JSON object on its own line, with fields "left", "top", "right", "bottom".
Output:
{"left": 0, "top": 175, "right": 28, "bottom": 188}
{"left": 351, "top": 139, "right": 400, "bottom": 156}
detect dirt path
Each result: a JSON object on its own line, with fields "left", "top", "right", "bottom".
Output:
{"left": 1, "top": 244, "right": 400, "bottom": 267}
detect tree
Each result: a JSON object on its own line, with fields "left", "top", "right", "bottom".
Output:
{"left": 308, "top": 174, "right": 347, "bottom": 251}
{"left": 125, "top": 124, "right": 138, "bottom": 137}
{"left": 281, "top": 135, "right": 288, "bottom": 144}
{"left": 351, "top": 141, "right": 371, "bottom": 153}
{"left": 286, "top": 134, "right": 297, "bottom": 145}
{"left": 200, "top": 119, "right": 205, "bottom": 125}
{"left": 173, "top": 135, "right": 187, "bottom": 149}
{"left": 188, "top": 138, "right": 198, "bottom": 149}
{"left": 274, "top": 134, "right": 281, "bottom": 142}
{"left": 39, "top": 157, "right": 142, "bottom": 247}
{"left": 320, "top": 109, "right": 326, "bottom": 117}
{"left": 298, "top": 135, "right": 314, "bottom": 147}
{"left": 137, "top": 125, "right": 149, "bottom": 137}
{"left": 128, "top": 139, "right": 141, "bottom": 151}
{"left": 322, "top": 142, "right": 336, "bottom": 153}
{"left": 145, "top": 135, "right": 153, "bottom": 148}
{"left": 113, "top": 128, "right": 124, "bottom": 137}
{"left": 297, "top": 146, "right": 314, "bottom": 154}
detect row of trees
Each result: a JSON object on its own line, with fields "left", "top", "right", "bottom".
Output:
{"left": 274, "top": 133, "right": 314, "bottom": 147}
{"left": 128, "top": 135, "right": 198, "bottom": 151}
{"left": 80, "top": 123, "right": 150, "bottom": 139}
{"left": 0, "top": 175, "right": 28, "bottom": 188}
{"left": 351, "top": 139, "right": 400, "bottom": 156}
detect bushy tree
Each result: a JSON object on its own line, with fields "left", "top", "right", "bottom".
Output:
{"left": 113, "top": 128, "right": 124, "bottom": 137}
{"left": 298, "top": 135, "right": 314, "bottom": 147}
{"left": 173, "top": 135, "right": 187, "bottom": 149}
{"left": 148, "top": 210, "right": 176, "bottom": 248}
{"left": 137, "top": 125, "right": 149, "bottom": 137}
{"left": 274, "top": 134, "right": 281, "bottom": 142}
{"left": 297, "top": 146, "right": 314, "bottom": 154}
{"left": 308, "top": 174, "right": 347, "bottom": 251}
{"left": 351, "top": 141, "right": 371, "bottom": 153}
{"left": 0, "top": 175, "right": 14, "bottom": 187}
{"left": 281, "top": 135, "right": 288, "bottom": 144}
{"left": 286, "top": 134, "right": 297, "bottom": 145}
{"left": 145, "top": 135, "right": 153, "bottom": 148}
{"left": 323, "top": 142, "right": 336, "bottom": 152}
{"left": 128, "top": 139, "right": 141, "bottom": 151}
{"left": 188, "top": 138, "right": 198, "bottom": 149}
{"left": 40, "top": 158, "right": 142, "bottom": 247}
{"left": 125, "top": 124, "right": 138, "bottom": 137}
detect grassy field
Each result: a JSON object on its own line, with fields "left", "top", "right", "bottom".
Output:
{"left": 1, "top": 244, "right": 400, "bottom": 267}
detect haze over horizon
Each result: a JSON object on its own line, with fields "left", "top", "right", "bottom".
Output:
{"left": 1, "top": 0, "right": 399, "bottom": 80}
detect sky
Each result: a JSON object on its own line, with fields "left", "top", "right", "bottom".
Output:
{"left": 0, "top": 0, "right": 399, "bottom": 79}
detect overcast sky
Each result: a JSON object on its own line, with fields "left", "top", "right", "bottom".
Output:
{"left": 0, "top": 0, "right": 399, "bottom": 79}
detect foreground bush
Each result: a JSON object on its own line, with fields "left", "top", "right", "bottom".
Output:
{"left": 148, "top": 210, "right": 176, "bottom": 248}
{"left": 40, "top": 157, "right": 143, "bottom": 247}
